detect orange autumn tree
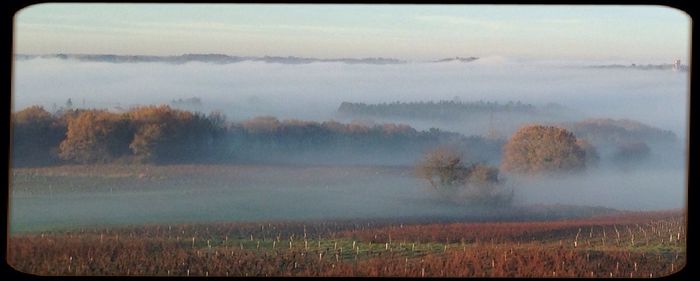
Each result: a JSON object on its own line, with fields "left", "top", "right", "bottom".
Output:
{"left": 58, "top": 110, "right": 132, "bottom": 163}
{"left": 127, "top": 105, "right": 220, "bottom": 163}
{"left": 501, "top": 125, "right": 588, "bottom": 175}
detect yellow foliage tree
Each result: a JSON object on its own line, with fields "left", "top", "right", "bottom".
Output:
{"left": 501, "top": 125, "right": 587, "bottom": 175}
{"left": 58, "top": 110, "right": 131, "bottom": 163}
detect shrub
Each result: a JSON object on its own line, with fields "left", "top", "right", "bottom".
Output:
{"left": 416, "top": 146, "right": 511, "bottom": 206}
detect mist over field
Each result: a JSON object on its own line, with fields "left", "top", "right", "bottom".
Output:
{"left": 10, "top": 57, "right": 688, "bottom": 232}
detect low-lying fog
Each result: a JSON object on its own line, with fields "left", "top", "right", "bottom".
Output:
{"left": 13, "top": 58, "right": 688, "bottom": 137}
{"left": 9, "top": 166, "right": 452, "bottom": 232}
{"left": 9, "top": 162, "right": 685, "bottom": 233}
{"left": 10, "top": 57, "right": 688, "bottom": 232}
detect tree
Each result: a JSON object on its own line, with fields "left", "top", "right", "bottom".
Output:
{"left": 576, "top": 139, "right": 600, "bottom": 167}
{"left": 129, "top": 123, "right": 164, "bottom": 163}
{"left": 58, "top": 110, "right": 132, "bottom": 163}
{"left": 501, "top": 125, "right": 587, "bottom": 175}
{"left": 242, "top": 116, "right": 280, "bottom": 134}
{"left": 127, "top": 105, "right": 223, "bottom": 163}
{"left": 415, "top": 146, "right": 469, "bottom": 193}
{"left": 207, "top": 111, "right": 227, "bottom": 138}
{"left": 463, "top": 164, "right": 512, "bottom": 206}
{"left": 128, "top": 105, "right": 191, "bottom": 163}
{"left": 416, "top": 146, "right": 511, "bottom": 206}
{"left": 11, "top": 106, "right": 66, "bottom": 166}
{"left": 612, "top": 141, "right": 650, "bottom": 170}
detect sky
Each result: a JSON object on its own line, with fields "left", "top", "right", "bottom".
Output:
{"left": 14, "top": 4, "right": 691, "bottom": 62}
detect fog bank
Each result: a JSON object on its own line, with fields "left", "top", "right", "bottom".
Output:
{"left": 13, "top": 58, "right": 688, "bottom": 138}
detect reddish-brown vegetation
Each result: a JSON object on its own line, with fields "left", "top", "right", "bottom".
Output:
{"left": 8, "top": 210, "right": 685, "bottom": 277}
{"left": 12, "top": 104, "right": 499, "bottom": 167}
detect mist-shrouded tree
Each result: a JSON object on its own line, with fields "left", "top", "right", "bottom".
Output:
{"left": 612, "top": 141, "right": 651, "bottom": 170}
{"left": 463, "top": 164, "right": 510, "bottom": 205}
{"left": 241, "top": 116, "right": 281, "bottom": 134}
{"left": 129, "top": 123, "right": 164, "bottom": 163}
{"left": 13, "top": 102, "right": 504, "bottom": 167}
{"left": 564, "top": 118, "right": 677, "bottom": 146}
{"left": 11, "top": 106, "right": 67, "bottom": 166}
{"left": 415, "top": 146, "right": 469, "bottom": 192}
{"left": 127, "top": 105, "right": 219, "bottom": 163}
{"left": 576, "top": 139, "right": 600, "bottom": 167}
{"left": 416, "top": 146, "right": 512, "bottom": 206}
{"left": 207, "top": 110, "right": 227, "bottom": 138}
{"left": 58, "top": 110, "right": 132, "bottom": 164}
{"left": 501, "top": 125, "right": 587, "bottom": 175}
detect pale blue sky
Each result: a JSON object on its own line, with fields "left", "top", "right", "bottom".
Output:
{"left": 14, "top": 4, "right": 691, "bottom": 62}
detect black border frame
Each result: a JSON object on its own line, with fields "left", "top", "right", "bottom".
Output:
{"left": 2, "top": 1, "right": 694, "bottom": 280}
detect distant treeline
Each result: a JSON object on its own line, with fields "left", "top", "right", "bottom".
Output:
{"left": 560, "top": 118, "right": 679, "bottom": 167}
{"left": 11, "top": 105, "right": 504, "bottom": 167}
{"left": 337, "top": 100, "right": 536, "bottom": 120}
{"left": 228, "top": 117, "right": 503, "bottom": 165}
{"left": 11, "top": 105, "right": 226, "bottom": 166}
{"left": 13, "top": 104, "right": 674, "bottom": 168}
{"left": 562, "top": 118, "right": 677, "bottom": 146}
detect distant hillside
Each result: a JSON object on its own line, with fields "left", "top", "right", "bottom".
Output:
{"left": 229, "top": 117, "right": 505, "bottom": 165}
{"left": 16, "top": 54, "right": 487, "bottom": 65}
{"left": 432, "top": 56, "right": 479, "bottom": 63}
{"left": 338, "top": 100, "right": 537, "bottom": 120}
{"left": 561, "top": 118, "right": 677, "bottom": 146}
{"left": 587, "top": 63, "right": 689, "bottom": 72}
{"left": 15, "top": 53, "right": 406, "bottom": 65}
